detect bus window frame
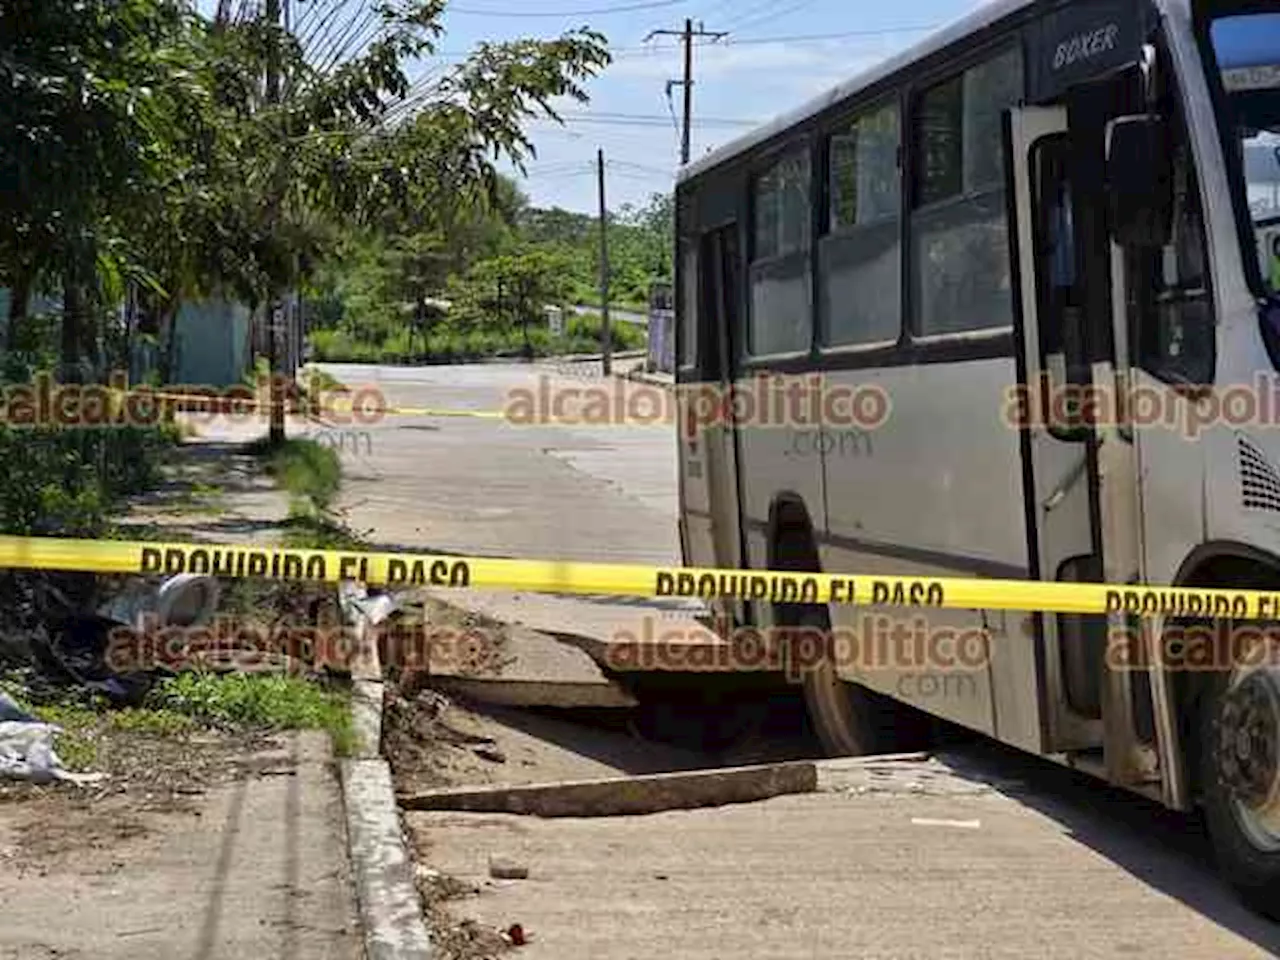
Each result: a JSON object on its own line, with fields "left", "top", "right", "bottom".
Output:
{"left": 1190, "top": 1, "right": 1275, "bottom": 301}
{"left": 1122, "top": 32, "right": 1220, "bottom": 391}
{"left": 744, "top": 135, "right": 819, "bottom": 364}
{"left": 675, "top": 235, "right": 699, "bottom": 377}
{"left": 816, "top": 92, "right": 908, "bottom": 356}
{"left": 904, "top": 38, "right": 1027, "bottom": 345}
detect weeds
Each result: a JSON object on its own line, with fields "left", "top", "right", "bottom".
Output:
{"left": 251, "top": 437, "right": 342, "bottom": 512}
{"left": 3, "top": 669, "right": 355, "bottom": 769}
{"left": 282, "top": 508, "right": 370, "bottom": 551}
{"left": 309, "top": 311, "right": 646, "bottom": 365}
{"left": 146, "top": 672, "right": 354, "bottom": 754}
{"left": 4, "top": 696, "right": 197, "bottom": 771}
{"left": 170, "top": 481, "right": 226, "bottom": 515}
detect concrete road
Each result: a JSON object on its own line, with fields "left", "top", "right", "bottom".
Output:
{"left": 314, "top": 360, "right": 705, "bottom": 700}
{"left": 314, "top": 361, "right": 1280, "bottom": 954}
{"left": 412, "top": 748, "right": 1280, "bottom": 959}
{"left": 318, "top": 361, "right": 681, "bottom": 564}
{"left": 316, "top": 361, "right": 705, "bottom": 641}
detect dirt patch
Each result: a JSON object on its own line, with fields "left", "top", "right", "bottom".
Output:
{"left": 415, "top": 866, "right": 516, "bottom": 960}
{"left": 0, "top": 725, "right": 287, "bottom": 872}
{"left": 379, "top": 594, "right": 515, "bottom": 686}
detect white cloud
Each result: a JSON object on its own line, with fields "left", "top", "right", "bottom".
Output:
{"left": 606, "top": 40, "right": 842, "bottom": 82}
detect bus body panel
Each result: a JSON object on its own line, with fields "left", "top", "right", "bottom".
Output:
{"left": 673, "top": 0, "right": 1280, "bottom": 817}
{"left": 818, "top": 358, "right": 1033, "bottom": 741}
{"left": 733, "top": 380, "right": 827, "bottom": 549}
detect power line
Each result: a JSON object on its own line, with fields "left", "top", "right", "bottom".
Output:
{"left": 359, "top": 24, "right": 941, "bottom": 61}
{"left": 726, "top": 0, "right": 821, "bottom": 34}
{"left": 609, "top": 158, "right": 676, "bottom": 176}
{"left": 716, "top": 0, "right": 773, "bottom": 31}
{"left": 560, "top": 110, "right": 756, "bottom": 124}
{"left": 719, "top": 26, "right": 937, "bottom": 44}
{"left": 530, "top": 114, "right": 756, "bottom": 127}
{"left": 447, "top": 0, "right": 688, "bottom": 16}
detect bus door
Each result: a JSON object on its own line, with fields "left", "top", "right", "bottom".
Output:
{"left": 1006, "top": 104, "right": 1154, "bottom": 789}
{"left": 683, "top": 223, "right": 747, "bottom": 626}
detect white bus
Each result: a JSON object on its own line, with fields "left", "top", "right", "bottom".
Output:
{"left": 673, "top": 0, "right": 1280, "bottom": 915}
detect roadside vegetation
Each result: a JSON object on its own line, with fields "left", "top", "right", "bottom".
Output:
{"left": 306, "top": 187, "right": 669, "bottom": 364}
{"left": 1, "top": 671, "right": 354, "bottom": 770}
{"left": 309, "top": 309, "right": 647, "bottom": 364}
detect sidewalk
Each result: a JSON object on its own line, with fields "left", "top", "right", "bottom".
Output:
{"left": 0, "top": 733, "right": 359, "bottom": 960}
{"left": 0, "top": 419, "right": 364, "bottom": 960}
{"left": 110, "top": 414, "right": 306, "bottom": 546}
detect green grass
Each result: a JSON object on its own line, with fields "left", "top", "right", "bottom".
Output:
{"left": 146, "top": 672, "right": 354, "bottom": 754}
{"left": 282, "top": 508, "right": 370, "bottom": 551}
{"left": 2, "top": 673, "right": 356, "bottom": 766}
{"left": 169, "top": 480, "right": 226, "bottom": 515}
{"left": 10, "top": 701, "right": 197, "bottom": 771}
{"left": 250, "top": 437, "right": 342, "bottom": 512}
{"left": 308, "top": 313, "right": 647, "bottom": 365}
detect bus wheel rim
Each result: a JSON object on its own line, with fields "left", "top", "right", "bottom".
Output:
{"left": 1218, "top": 665, "right": 1280, "bottom": 853}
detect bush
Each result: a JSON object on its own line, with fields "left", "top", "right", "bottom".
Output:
{"left": 0, "top": 423, "right": 180, "bottom": 537}
{"left": 307, "top": 310, "right": 646, "bottom": 365}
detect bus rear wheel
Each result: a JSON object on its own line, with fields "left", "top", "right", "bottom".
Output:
{"left": 781, "top": 600, "right": 929, "bottom": 757}
{"left": 1200, "top": 661, "right": 1280, "bottom": 919}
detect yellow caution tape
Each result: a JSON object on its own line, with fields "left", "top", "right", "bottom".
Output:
{"left": 2, "top": 534, "right": 1279, "bottom": 622}
{"left": 143, "top": 390, "right": 507, "bottom": 421}
{"left": 1, "top": 380, "right": 665, "bottom": 426}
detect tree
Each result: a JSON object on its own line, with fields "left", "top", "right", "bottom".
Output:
{"left": 0, "top": 0, "right": 201, "bottom": 376}
{"left": 2, "top": 0, "right": 612, "bottom": 395}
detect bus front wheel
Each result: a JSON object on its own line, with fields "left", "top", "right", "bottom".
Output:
{"left": 781, "top": 600, "right": 929, "bottom": 757}
{"left": 1200, "top": 663, "right": 1280, "bottom": 919}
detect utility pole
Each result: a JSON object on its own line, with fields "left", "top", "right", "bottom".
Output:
{"left": 265, "top": 0, "right": 285, "bottom": 445}
{"left": 597, "top": 148, "right": 611, "bottom": 376}
{"left": 645, "top": 18, "right": 728, "bottom": 164}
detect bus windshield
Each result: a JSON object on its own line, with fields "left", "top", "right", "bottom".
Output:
{"left": 1206, "top": 8, "right": 1280, "bottom": 294}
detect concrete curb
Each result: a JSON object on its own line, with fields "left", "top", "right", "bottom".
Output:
{"left": 398, "top": 759, "right": 819, "bottom": 817}
{"left": 339, "top": 609, "right": 434, "bottom": 960}
{"left": 342, "top": 759, "right": 433, "bottom": 960}
{"left": 617, "top": 366, "right": 674, "bottom": 391}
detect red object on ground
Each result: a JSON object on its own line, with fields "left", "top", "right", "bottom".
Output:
{"left": 507, "top": 924, "right": 527, "bottom": 946}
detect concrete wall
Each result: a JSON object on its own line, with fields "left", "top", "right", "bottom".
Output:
{"left": 0, "top": 287, "right": 297, "bottom": 387}
{"left": 171, "top": 299, "right": 252, "bottom": 387}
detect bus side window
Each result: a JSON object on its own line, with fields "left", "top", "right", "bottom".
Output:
{"left": 1128, "top": 114, "right": 1214, "bottom": 385}
{"left": 678, "top": 242, "right": 698, "bottom": 370}
{"left": 1030, "top": 135, "right": 1090, "bottom": 437}
{"left": 910, "top": 45, "right": 1024, "bottom": 337}
{"left": 819, "top": 98, "right": 902, "bottom": 347}
{"left": 748, "top": 148, "right": 813, "bottom": 356}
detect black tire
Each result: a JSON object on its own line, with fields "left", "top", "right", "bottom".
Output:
{"left": 780, "top": 598, "right": 930, "bottom": 757}
{"left": 1199, "top": 669, "right": 1280, "bottom": 920}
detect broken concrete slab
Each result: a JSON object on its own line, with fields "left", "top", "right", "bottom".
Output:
{"left": 385, "top": 603, "right": 641, "bottom": 708}
{"left": 397, "top": 759, "right": 818, "bottom": 817}
{"left": 424, "top": 676, "right": 637, "bottom": 709}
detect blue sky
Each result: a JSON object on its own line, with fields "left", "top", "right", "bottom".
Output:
{"left": 202, "top": 0, "right": 990, "bottom": 214}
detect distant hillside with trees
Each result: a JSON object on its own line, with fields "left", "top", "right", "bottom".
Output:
{"left": 305, "top": 182, "right": 673, "bottom": 363}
